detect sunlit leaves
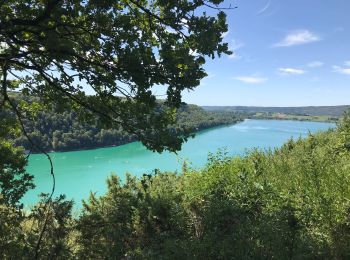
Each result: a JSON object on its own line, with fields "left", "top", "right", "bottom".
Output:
{"left": 0, "top": 0, "right": 231, "bottom": 152}
{"left": 74, "top": 124, "right": 350, "bottom": 258}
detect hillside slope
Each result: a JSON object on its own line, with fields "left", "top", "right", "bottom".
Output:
{"left": 11, "top": 102, "right": 242, "bottom": 152}
{"left": 3, "top": 112, "right": 350, "bottom": 259}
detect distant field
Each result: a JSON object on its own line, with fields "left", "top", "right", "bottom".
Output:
{"left": 251, "top": 112, "right": 337, "bottom": 123}
{"left": 202, "top": 105, "right": 350, "bottom": 117}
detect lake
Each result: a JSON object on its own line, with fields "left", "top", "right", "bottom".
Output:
{"left": 23, "top": 119, "right": 335, "bottom": 207}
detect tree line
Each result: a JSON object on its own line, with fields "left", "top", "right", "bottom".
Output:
{"left": 1, "top": 1, "right": 349, "bottom": 258}
{"left": 203, "top": 105, "right": 350, "bottom": 117}
{"left": 8, "top": 95, "right": 243, "bottom": 152}
{"left": 1, "top": 113, "right": 350, "bottom": 259}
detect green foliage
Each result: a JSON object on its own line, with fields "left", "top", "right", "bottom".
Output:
{"left": 1, "top": 116, "right": 350, "bottom": 258}
{"left": 24, "top": 194, "right": 75, "bottom": 259}
{"left": 76, "top": 173, "right": 188, "bottom": 259}
{"left": 0, "top": 140, "right": 34, "bottom": 207}
{"left": 0, "top": 204, "right": 26, "bottom": 258}
{"left": 0, "top": 0, "right": 231, "bottom": 153}
{"left": 0, "top": 0, "right": 233, "bottom": 252}
{"left": 10, "top": 99, "right": 242, "bottom": 152}
{"left": 0, "top": 194, "right": 75, "bottom": 258}
{"left": 0, "top": 95, "right": 34, "bottom": 258}
{"left": 0, "top": 107, "right": 34, "bottom": 207}
{"left": 337, "top": 110, "right": 350, "bottom": 151}
{"left": 69, "top": 124, "right": 350, "bottom": 259}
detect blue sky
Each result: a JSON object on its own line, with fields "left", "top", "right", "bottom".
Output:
{"left": 183, "top": 0, "right": 350, "bottom": 106}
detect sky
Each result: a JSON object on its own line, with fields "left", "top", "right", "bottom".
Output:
{"left": 182, "top": 0, "right": 350, "bottom": 107}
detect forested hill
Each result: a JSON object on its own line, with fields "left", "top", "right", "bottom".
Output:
{"left": 13, "top": 103, "right": 243, "bottom": 152}
{"left": 202, "top": 105, "right": 350, "bottom": 117}
{"left": 5, "top": 112, "right": 350, "bottom": 259}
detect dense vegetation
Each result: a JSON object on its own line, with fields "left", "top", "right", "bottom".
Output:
{"left": 1, "top": 114, "right": 349, "bottom": 259}
{"left": 9, "top": 98, "right": 242, "bottom": 152}
{"left": 1, "top": 1, "right": 349, "bottom": 259}
{"left": 1, "top": 0, "right": 231, "bottom": 153}
{"left": 203, "top": 105, "right": 350, "bottom": 117}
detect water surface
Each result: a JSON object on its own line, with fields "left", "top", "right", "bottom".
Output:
{"left": 23, "top": 120, "right": 334, "bottom": 207}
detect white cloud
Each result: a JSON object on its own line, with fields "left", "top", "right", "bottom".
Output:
{"left": 278, "top": 68, "right": 306, "bottom": 75}
{"left": 307, "top": 61, "right": 324, "bottom": 68}
{"left": 333, "top": 65, "right": 350, "bottom": 75}
{"left": 274, "top": 30, "right": 320, "bottom": 47}
{"left": 333, "top": 61, "right": 350, "bottom": 75}
{"left": 233, "top": 76, "right": 267, "bottom": 84}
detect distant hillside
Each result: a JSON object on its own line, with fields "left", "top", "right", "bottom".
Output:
{"left": 5, "top": 94, "right": 242, "bottom": 152}
{"left": 202, "top": 105, "right": 350, "bottom": 117}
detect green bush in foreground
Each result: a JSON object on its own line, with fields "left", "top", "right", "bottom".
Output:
{"left": 74, "top": 126, "right": 350, "bottom": 259}
{"left": 1, "top": 122, "right": 350, "bottom": 259}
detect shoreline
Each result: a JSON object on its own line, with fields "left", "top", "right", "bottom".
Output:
{"left": 27, "top": 120, "right": 244, "bottom": 155}
{"left": 25, "top": 117, "right": 335, "bottom": 155}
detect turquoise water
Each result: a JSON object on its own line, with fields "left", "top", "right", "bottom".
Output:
{"left": 23, "top": 120, "right": 334, "bottom": 207}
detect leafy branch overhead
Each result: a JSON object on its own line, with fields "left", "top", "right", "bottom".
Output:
{"left": 0, "top": 0, "right": 232, "bottom": 152}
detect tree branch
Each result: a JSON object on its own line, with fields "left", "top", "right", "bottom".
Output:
{"left": 128, "top": 0, "right": 189, "bottom": 39}
{"left": 5, "top": 0, "right": 62, "bottom": 27}
{"left": 203, "top": 2, "right": 238, "bottom": 10}
{"left": 1, "top": 62, "right": 55, "bottom": 260}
